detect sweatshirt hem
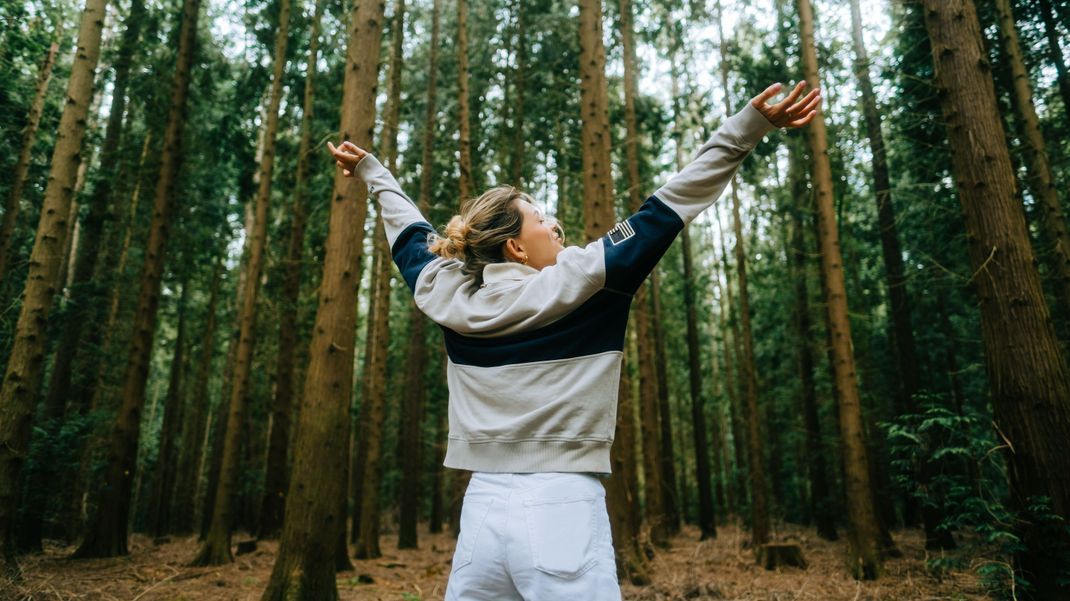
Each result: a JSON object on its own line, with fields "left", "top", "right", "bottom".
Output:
{"left": 444, "top": 439, "right": 613, "bottom": 474}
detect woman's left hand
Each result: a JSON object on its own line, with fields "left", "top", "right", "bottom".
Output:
{"left": 750, "top": 81, "right": 821, "bottom": 129}
{"left": 327, "top": 140, "right": 368, "bottom": 177}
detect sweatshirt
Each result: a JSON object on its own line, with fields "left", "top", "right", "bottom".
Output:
{"left": 355, "top": 102, "right": 776, "bottom": 474}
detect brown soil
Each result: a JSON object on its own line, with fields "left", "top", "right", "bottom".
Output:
{"left": 5, "top": 524, "right": 993, "bottom": 600}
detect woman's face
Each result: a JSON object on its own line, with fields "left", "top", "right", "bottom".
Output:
{"left": 510, "top": 200, "right": 565, "bottom": 270}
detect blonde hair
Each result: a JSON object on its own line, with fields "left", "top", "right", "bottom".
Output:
{"left": 430, "top": 185, "right": 532, "bottom": 287}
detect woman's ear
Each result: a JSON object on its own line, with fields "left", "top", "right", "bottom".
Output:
{"left": 504, "top": 238, "right": 525, "bottom": 262}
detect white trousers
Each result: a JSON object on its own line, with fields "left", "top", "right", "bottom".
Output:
{"left": 444, "top": 472, "right": 622, "bottom": 601}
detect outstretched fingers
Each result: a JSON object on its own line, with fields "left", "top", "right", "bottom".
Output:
{"left": 752, "top": 82, "right": 785, "bottom": 107}
{"left": 788, "top": 110, "right": 818, "bottom": 128}
{"left": 788, "top": 89, "right": 821, "bottom": 117}
{"left": 772, "top": 80, "right": 808, "bottom": 112}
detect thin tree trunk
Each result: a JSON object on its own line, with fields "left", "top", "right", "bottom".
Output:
{"left": 922, "top": 2, "right": 1070, "bottom": 597}
{"left": 72, "top": 0, "right": 201, "bottom": 559}
{"left": 668, "top": 47, "right": 712, "bottom": 533}
{"left": 42, "top": 0, "right": 146, "bottom": 439}
{"left": 650, "top": 273, "right": 680, "bottom": 535}
{"left": 606, "top": 348, "right": 651, "bottom": 584}
{"left": 195, "top": 0, "right": 292, "bottom": 564}
{"left": 456, "top": 0, "right": 472, "bottom": 200}
{"left": 786, "top": 138, "right": 838, "bottom": 541}
{"left": 715, "top": 207, "right": 747, "bottom": 518}
{"left": 618, "top": 0, "right": 668, "bottom": 548}
{"left": 996, "top": 0, "right": 1070, "bottom": 320}
{"left": 798, "top": 0, "right": 882, "bottom": 579}
{"left": 382, "top": 0, "right": 418, "bottom": 551}
{"left": 848, "top": 0, "right": 939, "bottom": 537}
{"left": 715, "top": 0, "right": 770, "bottom": 549}
{"left": 1037, "top": 0, "right": 1070, "bottom": 126}
{"left": 579, "top": 0, "right": 648, "bottom": 582}
{"left": 509, "top": 0, "right": 525, "bottom": 185}
{"left": 148, "top": 278, "right": 190, "bottom": 537}
{"left": 261, "top": 0, "right": 384, "bottom": 595}
{"left": 0, "top": 33, "right": 59, "bottom": 280}
{"left": 259, "top": 0, "right": 324, "bottom": 541}
{"left": 173, "top": 259, "right": 223, "bottom": 535}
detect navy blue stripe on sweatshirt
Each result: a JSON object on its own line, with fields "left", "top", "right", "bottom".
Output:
{"left": 602, "top": 195, "right": 684, "bottom": 296}
{"left": 392, "top": 221, "right": 438, "bottom": 292}
{"left": 442, "top": 288, "right": 632, "bottom": 368}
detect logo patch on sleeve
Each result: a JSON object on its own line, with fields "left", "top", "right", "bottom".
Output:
{"left": 607, "top": 220, "right": 636, "bottom": 245}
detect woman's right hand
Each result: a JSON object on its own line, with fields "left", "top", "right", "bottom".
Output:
{"left": 327, "top": 140, "right": 368, "bottom": 177}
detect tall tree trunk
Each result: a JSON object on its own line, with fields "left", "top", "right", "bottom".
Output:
{"left": 996, "top": 0, "right": 1070, "bottom": 320}
{"left": 73, "top": 0, "right": 201, "bottom": 559}
{"left": 798, "top": 0, "right": 882, "bottom": 579}
{"left": 922, "top": 2, "right": 1070, "bottom": 597}
{"left": 448, "top": 0, "right": 475, "bottom": 541}
{"left": 0, "top": 33, "right": 59, "bottom": 281}
{"left": 786, "top": 138, "right": 837, "bottom": 542}
{"left": 509, "top": 0, "right": 526, "bottom": 185}
{"left": 456, "top": 0, "right": 472, "bottom": 200}
{"left": 42, "top": 0, "right": 146, "bottom": 443}
{"left": 261, "top": 0, "right": 384, "bottom": 596}
{"left": 173, "top": 259, "right": 223, "bottom": 535}
{"left": 606, "top": 348, "right": 650, "bottom": 584}
{"left": 148, "top": 278, "right": 190, "bottom": 537}
{"left": 714, "top": 0, "right": 770, "bottom": 549}
{"left": 1037, "top": 0, "right": 1070, "bottom": 126}
{"left": 259, "top": 0, "right": 324, "bottom": 541}
{"left": 579, "top": 0, "right": 648, "bottom": 582}
{"left": 381, "top": 0, "right": 417, "bottom": 551}
{"left": 715, "top": 207, "right": 748, "bottom": 517}
{"left": 618, "top": 0, "right": 668, "bottom": 548}
{"left": 669, "top": 52, "right": 715, "bottom": 538}
{"left": 195, "top": 0, "right": 292, "bottom": 564}
{"left": 0, "top": 0, "right": 107, "bottom": 569}
{"left": 848, "top": 0, "right": 940, "bottom": 538}
{"left": 651, "top": 273, "right": 680, "bottom": 535}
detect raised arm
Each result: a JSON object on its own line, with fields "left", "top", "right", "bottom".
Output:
{"left": 601, "top": 82, "right": 819, "bottom": 295}
{"left": 328, "top": 141, "right": 438, "bottom": 291}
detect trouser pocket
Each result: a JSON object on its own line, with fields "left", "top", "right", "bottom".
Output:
{"left": 522, "top": 481, "right": 603, "bottom": 580}
{"left": 452, "top": 497, "right": 493, "bottom": 573}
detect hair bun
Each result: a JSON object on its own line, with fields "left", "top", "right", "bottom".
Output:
{"left": 430, "top": 215, "right": 469, "bottom": 259}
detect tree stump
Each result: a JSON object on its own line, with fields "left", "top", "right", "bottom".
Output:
{"left": 235, "top": 540, "right": 257, "bottom": 555}
{"left": 757, "top": 543, "right": 807, "bottom": 570}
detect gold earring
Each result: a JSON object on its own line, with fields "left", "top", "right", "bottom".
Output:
{"left": 521, "top": 254, "right": 529, "bottom": 264}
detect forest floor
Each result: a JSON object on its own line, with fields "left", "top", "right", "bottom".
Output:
{"left": 6, "top": 523, "right": 994, "bottom": 600}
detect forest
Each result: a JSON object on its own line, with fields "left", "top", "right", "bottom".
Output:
{"left": 1, "top": 0, "right": 1070, "bottom": 598}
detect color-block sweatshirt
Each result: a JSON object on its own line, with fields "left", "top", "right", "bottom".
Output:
{"left": 356, "top": 102, "right": 776, "bottom": 474}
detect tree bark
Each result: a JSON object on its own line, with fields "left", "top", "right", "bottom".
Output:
{"left": 798, "top": 0, "right": 883, "bottom": 579}
{"left": 260, "top": 0, "right": 384, "bottom": 596}
{"left": 922, "top": 2, "right": 1070, "bottom": 596}
{"left": 0, "top": 32, "right": 59, "bottom": 281}
{"left": 72, "top": 0, "right": 200, "bottom": 559}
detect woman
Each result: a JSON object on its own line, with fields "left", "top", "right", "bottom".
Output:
{"left": 328, "top": 80, "right": 819, "bottom": 600}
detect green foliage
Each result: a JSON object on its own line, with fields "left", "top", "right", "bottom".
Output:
{"left": 884, "top": 397, "right": 1070, "bottom": 599}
